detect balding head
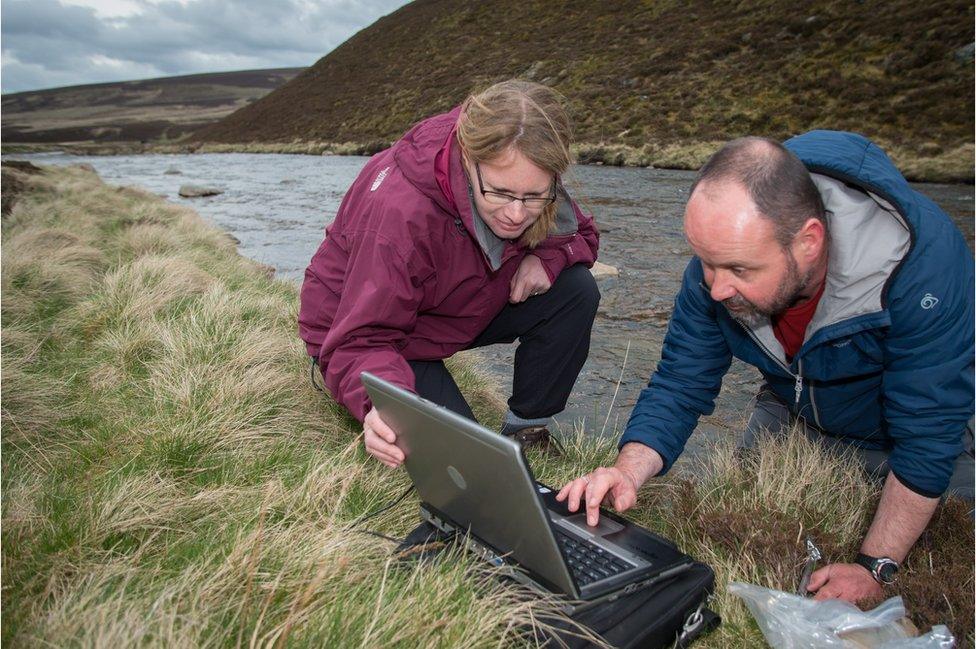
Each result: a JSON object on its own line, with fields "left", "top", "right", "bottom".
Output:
{"left": 690, "top": 137, "right": 826, "bottom": 249}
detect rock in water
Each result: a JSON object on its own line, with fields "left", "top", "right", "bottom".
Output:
{"left": 2, "top": 160, "right": 42, "bottom": 174}
{"left": 954, "top": 42, "right": 975, "bottom": 65}
{"left": 179, "top": 184, "right": 223, "bottom": 198}
{"left": 164, "top": 167, "right": 182, "bottom": 175}
{"left": 590, "top": 261, "right": 619, "bottom": 279}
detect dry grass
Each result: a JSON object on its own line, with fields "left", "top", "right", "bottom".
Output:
{"left": 0, "top": 165, "right": 577, "bottom": 647}
{"left": 2, "top": 165, "right": 971, "bottom": 647}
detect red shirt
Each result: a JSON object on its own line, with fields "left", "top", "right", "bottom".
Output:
{"left": 772, "top": 281, "right": 826, "bottom": 361}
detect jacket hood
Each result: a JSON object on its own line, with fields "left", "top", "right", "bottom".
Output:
{"left": 785, "top": 132, "right": 917, "bottom": 336}
{"left": 784, "top": 130, "right": 918, "bottom": 232}
{"left": 729, "top": 131, "right": 917, "bottom": 365}
{"left": 392, "top": 106, "right": 466, "bottom": 220}
{"left": 389, "top": 106, "right": 582, "bottom": 265}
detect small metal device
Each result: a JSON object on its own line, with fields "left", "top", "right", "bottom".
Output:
{"left": 796, "top": 536, "right": 822, "bottom": 596}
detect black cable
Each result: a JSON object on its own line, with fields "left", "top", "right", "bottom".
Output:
{"left": 549, "top": 431, "right": 567, "bottom": 456}
{"left": 348, "top": 484, "right": 416, "bottom": 543}
{"left": 358, "top": 529, "right": 406, "bottom": 543}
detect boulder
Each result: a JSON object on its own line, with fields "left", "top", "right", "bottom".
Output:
{"left": 254, "top": 262, "right": 276, "bottom": 279}
{"left": 164, "top": 167, "right": 182, "bottom": 175}
{"left": 179, "top": 184, "right": 223, "bottom": 198}
{"left": 2, "top": 160, "right": 42, "bottom": 174}
{"left": 954, "top": 42, "right": 975, "bottom": 65}
{"left": 590, "top": 261, "right": 619, "bottom": 280}
{"left": 1, "top": 161, "right": 43, "bottom": 217}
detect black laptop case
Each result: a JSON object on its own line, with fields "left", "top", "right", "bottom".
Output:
{"left": 395, "top": 520, "right": 719, "bottom": 648}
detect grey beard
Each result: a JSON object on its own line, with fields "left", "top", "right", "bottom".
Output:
{"left": 722, "top": 252, "right": 814, "bottom": 328}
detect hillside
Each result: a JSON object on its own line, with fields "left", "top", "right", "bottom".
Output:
{"left": 195, "top": 0, "right": 974, "bottom": 180}
{"left": 1, "top": 68, "right": 304, "bottom": 145}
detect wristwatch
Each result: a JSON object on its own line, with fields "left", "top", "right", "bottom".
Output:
{"left": 855, "top": 553, "right": 899, "bottom": 584}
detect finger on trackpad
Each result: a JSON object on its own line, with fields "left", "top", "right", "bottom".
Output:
{"left": 565, "top": 513, "right": 624, "bottom": 536}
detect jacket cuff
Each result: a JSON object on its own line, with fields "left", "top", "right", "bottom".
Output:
{"left": 889, "top": 468, "right": 944, "bottom": 499}
{"left": 618, "top": 432, "right": 676, "bottom": 476}
{"left": 531, "top": 252, "right": 562, "bottom": 284}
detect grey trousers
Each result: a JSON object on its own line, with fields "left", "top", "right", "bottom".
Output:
{"left": 742, "top": 388, "right": 975, "bottom": 503}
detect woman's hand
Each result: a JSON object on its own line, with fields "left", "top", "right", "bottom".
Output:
{"left": 363, "top": 407, "right": 404, "bottom": 468}
{"left": 510, "top": 254, "right": 552, "bottom": 303}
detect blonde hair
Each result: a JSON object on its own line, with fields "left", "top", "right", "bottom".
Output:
{"left": 456, "top": 79, "right": 574, "bottom": 247}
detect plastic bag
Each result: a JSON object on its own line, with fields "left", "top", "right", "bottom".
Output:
{"left": 727, "top": 582, "right": 955, "bottom": 648}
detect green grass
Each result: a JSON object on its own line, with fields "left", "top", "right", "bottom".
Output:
{"left": 2, "top": 165, "right": 972, "bottom": 647}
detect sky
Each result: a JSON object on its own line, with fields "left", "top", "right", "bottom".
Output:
{"left": 0, "top": 0, "right": 411, "bottom": 94}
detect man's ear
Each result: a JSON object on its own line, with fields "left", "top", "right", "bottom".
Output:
{"left": 792, "top": 217, "right": 827, "bottom": 263}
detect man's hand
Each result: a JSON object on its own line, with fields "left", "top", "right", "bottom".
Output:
{"left": 363, "top": 407, "right": 404, "bottom": 468}
{"left": 805, "top": 471, "right": 936, "bottom": 602}
{"left": 510, "top": 254, "right": 552, "bottom": 303}
{"left": 556, "top": 467, "right": 640, "bottom": 526}
{"left": 555, "top": 442, "right": 665, "bottom": 526}
{"left": 806, "top": 563, "right": 882, "bottom": 603}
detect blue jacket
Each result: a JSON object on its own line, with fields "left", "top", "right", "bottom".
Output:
{"left": 621, "top": 131, "right": 975, "bottom": 497}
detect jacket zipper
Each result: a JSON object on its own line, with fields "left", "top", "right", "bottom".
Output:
{"left": 739, "top": 323, "right": 804, "bottom": 406}
{"left": 796, "top": 359, "right": 804, "bottom": 408}
{"left": 806, "top": 360, "right": 823, "bottom": 428}
{"left": 702, "top": 282, "right": 821, "bottom": 417}
{"left": 745, "top": 326, "right": 821, "bottom": 423}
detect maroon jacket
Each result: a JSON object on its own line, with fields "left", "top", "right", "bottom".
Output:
{"left": 298, "top": 107, "right": 599, "bottom": 421}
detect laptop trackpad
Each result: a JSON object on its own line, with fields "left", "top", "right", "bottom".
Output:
{"left": 563, "top": 513, "right": 624, "bottom": 537}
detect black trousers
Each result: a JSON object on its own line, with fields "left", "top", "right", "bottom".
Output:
{"left": 409, "top": 263, "right": 600, "bottom": 423}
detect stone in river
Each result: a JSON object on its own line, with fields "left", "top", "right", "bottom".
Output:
{"left": 179, "top": 184, "right": 223, "bottom": 198}
{"left": 164, "top": 167, "right": 182, "bottom": 175}
{"left": 590, "top": 261, "right": 619, "bottom": 279}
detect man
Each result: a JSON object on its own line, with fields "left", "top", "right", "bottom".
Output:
{"left": 558, "top": 131, "right": 974, "bottom": 603}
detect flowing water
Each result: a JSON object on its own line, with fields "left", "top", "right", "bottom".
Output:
{"left": 7, "top": 152, "right": 973, "bottom": 459}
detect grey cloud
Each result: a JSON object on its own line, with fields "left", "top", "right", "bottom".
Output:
{"left": 1, "top": 0, "right": 409, "bottom": 93}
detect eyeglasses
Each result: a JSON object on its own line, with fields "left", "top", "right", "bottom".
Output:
{"left": 475, "top": 163, "right": 556, "bottom": 209}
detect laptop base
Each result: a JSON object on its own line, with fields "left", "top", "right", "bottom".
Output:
{"left": 419, "top": 503, "right": 689, "bottom": 616}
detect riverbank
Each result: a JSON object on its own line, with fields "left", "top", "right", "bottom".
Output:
{"left": 2, "top": 164, "right": 972, "bottom": 646}
{"left": 4, "top": 137, "right": 973, "bottom": 183}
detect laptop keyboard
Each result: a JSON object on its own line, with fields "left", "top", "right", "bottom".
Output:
{"left": 553, "top": 528, "right": 634, "bottom": 586}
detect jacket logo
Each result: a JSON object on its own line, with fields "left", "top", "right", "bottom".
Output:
{"left": 920, "top": 293, "right": 939, "bottom": 310}
{"left": 370, "top": 166, "right": 390, "bottom": 191}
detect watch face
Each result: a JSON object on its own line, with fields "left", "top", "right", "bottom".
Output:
{"left": 877, "top": 560, "right": 898, "bottom": 583}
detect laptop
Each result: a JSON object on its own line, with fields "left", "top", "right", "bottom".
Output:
{"left": 361, "top": 372, "right": 693, "bottom": 611}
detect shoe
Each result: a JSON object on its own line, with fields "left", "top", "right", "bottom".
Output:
{"left": 501, "top": 424, "right": 564, "bottom": 457}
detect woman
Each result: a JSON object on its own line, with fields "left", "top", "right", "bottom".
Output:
{"left": 299, "top": 79, "right": 600, "bottom": 468}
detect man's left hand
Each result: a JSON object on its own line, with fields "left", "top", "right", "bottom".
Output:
{"left": 806, "top": 563, "right": 882, "bottom": 603}
{"left": 510, "top": 255, "right": 552, "bottom": 303}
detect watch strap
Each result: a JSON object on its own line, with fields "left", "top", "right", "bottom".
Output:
{"left": 855, "top": 553, "right": 899, "bottom": 584}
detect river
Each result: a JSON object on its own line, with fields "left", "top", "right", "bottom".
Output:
{"left": 6, "top": 151, "right": 973, "bottom": 461}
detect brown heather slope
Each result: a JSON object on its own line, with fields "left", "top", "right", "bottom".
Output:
{"left": 194, "top": 0, "right": 974, "bottom": 179}
{"left": 2, "top": 68, "right": 304, "bottom": 145}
